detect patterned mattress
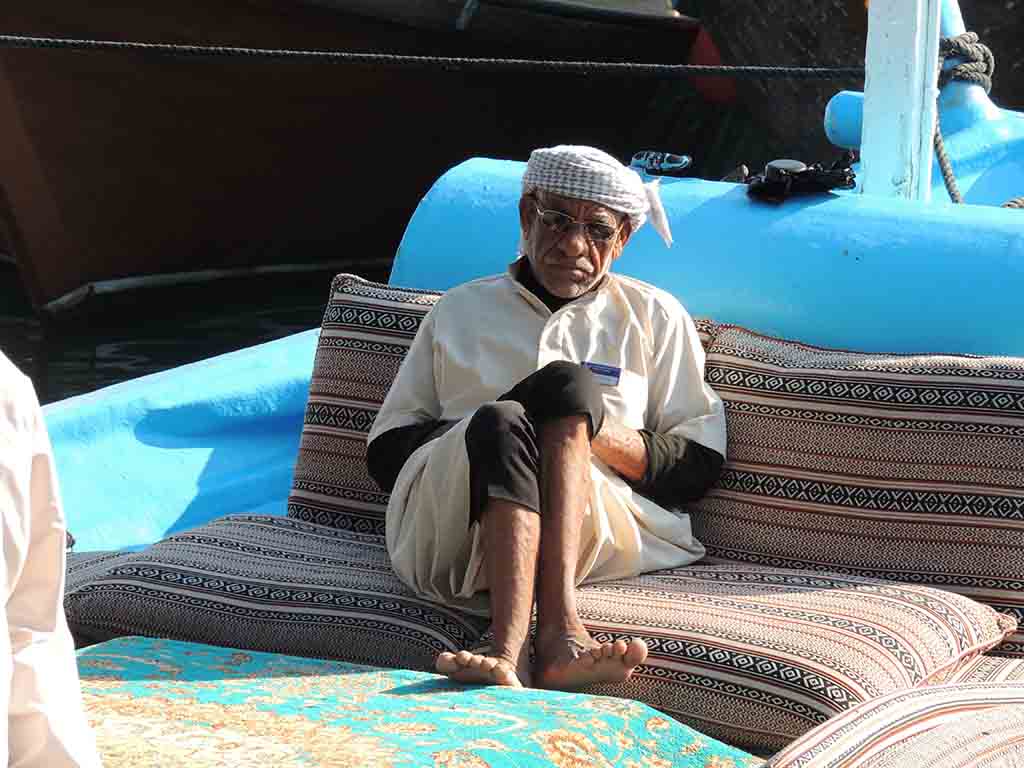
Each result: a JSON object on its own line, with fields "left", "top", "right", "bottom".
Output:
{"left": 77, "top": 636, "right": 762, "bottom": 767}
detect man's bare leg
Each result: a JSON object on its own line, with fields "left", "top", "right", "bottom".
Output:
{"left": 533, "top": 415, "right": 648, "bottom": 689}
{"left": 436, "top": 499, "right": 538, "bottom": 687}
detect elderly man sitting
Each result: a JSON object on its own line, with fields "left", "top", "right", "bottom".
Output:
{"left": 367, "top": 145, "right": 726, "bottom": 690}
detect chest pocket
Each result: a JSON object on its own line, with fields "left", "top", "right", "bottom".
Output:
{"left": 597, "top": 368, "right": 648, "bottom": 431}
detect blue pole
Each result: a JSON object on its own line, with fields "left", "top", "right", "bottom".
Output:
{"left": 939, "top": 0, "right": 965, "bottom": 38}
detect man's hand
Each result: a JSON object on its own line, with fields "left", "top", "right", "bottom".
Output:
{"left": 591, "top": 418, "right": 648, "bottom": 483}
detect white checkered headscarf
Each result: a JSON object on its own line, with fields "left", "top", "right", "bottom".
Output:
{"left": 522, "top": 145, "right": 673, "bottom": 247}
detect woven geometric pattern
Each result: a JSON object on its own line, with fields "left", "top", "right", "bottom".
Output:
{"left": 691, "top": 324, "right": 1024, "bottom": 658}
{"left": 765, "top": 683, "right": 1024, "bottom": 768}
{"left": 286, "top": 274, "right": 442, "bottom": 531}
{"left": 64, "top": 514, "right": 489, "bottom": 669}
{"left": 67, "top": 551, "right": 133, "bottom": 593}
{"left": 693, "top": 316, "right": 718, "bottom": 351}
{"left": 947, "top": 653, "right": 1024, "bottom": 684}
{"left": 64, "top": 522, "right": 1012, "bottom": 755}
{"left": 575, "top": 565, "right": 1013, "bottom": 753}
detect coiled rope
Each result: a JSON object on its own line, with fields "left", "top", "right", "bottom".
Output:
{"left": 0, "top": 33, "right": 865, "bottom": 80}
{"left": 937, "top": 31, "right": 994, "bottom": 92}
{"left": 933, "top": 31, "right": 1005, "bottom": 206}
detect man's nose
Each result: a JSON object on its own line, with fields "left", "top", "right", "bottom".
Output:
{"left": 557, "top": 224, "right": 589, "bottom": 256}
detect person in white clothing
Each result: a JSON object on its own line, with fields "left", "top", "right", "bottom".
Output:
{"left": 368, "top": 145, "right": 726, "bottom": 690}
{"left": 1, "top": 352, "right": 102, "bottom": 767}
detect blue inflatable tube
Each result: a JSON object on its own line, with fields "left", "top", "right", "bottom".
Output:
{"left": 391, "top": 158, "right": 1024, "bottom": 356}
{"left": 44, "top": 330, "right": 318, "bottom": 552}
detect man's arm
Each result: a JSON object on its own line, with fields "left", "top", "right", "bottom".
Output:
{"left": 593, "top": 419, "right": 724, "bottom": 504}
{"left": 595, "top": 296, "right": 727, "bottom": 506}
{"left": 367, "top": 305, "right": 444, "bottom": 491}
{"left": 591, "top": 420, "right": 647, "bottom": 482}
{"left": 367, "top": 420, "right": 454, "bottom": 492}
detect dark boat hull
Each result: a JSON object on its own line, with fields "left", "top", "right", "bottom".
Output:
{"left": 0, "top": 1, "right": 699, "bottom": 310}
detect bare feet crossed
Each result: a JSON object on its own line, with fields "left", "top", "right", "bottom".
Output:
{"left": 534, "top": 627, "right": 648, "bottom": 690}
{"left": 435, "top": 648, "right": 532, "bottom": 688}
{"left": 436, "top": 630, "right": 647, "bottom": 691}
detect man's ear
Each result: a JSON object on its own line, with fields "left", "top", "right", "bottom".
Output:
{"left": 518, "top": 195, "right": 534, "bottom": 237}
{"left": 613, "top": 218, "right": 634, "bottom": 259}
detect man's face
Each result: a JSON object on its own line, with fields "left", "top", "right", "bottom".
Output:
{"left": 518, "top": 191, "right": 632, "bottom": 300}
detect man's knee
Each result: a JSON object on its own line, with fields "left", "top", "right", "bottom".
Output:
{"left": 465, "top": 401, "right": 539, "bottom": 465}
{"left": 523, "top": 362, "right": 604, "bottom": 437}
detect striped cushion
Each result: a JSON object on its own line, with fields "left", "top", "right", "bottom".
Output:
{"left": 947, "top": 653, "right": 1024, "bottom": 684}
{"left": 578, "top": 565, "right": 1013, "bottom": 753}
{"left": 64, "top": 514, "right": 489, "bottom": 668}
{"left": 694, "top": 316, "right": 719, "bottom": 349}
{"left": 63, "top": 522, "right": 1013, "bottom": 754}
{"left": 692, "top": 324, "right": 1024, "bottom": 657}
{"left": 766, "top": 683, "right": 1024, "bottom": 768}
{"left": 900, "top": 706, "right": 1024, "bottom": 768}
{"left": 286, "top": 275, "right": 442, "bottom": 531}
{"left": 66, "top": 551, "right": 132, "bottom": 593}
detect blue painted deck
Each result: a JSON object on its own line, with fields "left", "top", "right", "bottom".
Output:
{"left": 45, "top": 330, "right": 317, "bottom": 551}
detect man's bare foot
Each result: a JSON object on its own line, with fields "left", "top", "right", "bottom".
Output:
{"left": 535, "top": 629, "right": 648, "bottom": 690}
{"left": 436, "top": 649, "right": 530, "bottom": 688}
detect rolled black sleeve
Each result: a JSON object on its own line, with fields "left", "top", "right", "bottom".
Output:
{"left": 633, "top": 430, "right": 724, "bottom": 506}
{"left": 366, "top": 420, "right": 455, "bottom": 492}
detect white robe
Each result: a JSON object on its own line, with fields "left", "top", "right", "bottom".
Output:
{"left": 0, "top": 353, "right": 101, "bottom": 767}
{"left": 369, "top": 267, "right": 726, "bottom": 614}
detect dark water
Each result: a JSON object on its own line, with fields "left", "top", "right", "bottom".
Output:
{"left": 0, "top": 263, "right": 389, "bottom": 405}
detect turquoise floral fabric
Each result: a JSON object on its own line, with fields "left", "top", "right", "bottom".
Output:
{"left": 78, "top": 637, "right": 761, "bottom": 767}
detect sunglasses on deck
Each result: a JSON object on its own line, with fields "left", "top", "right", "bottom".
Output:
{"left": 532, "top": 203, "right": 624, "bottom": 244}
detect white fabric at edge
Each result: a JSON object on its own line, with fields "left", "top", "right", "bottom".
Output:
{"left": 1, "top": 352, "right": 102, "bottom": 767}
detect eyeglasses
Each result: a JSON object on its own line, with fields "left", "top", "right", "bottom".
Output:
{"left": 532, "top": 203, "right": 623, "bottom": 244}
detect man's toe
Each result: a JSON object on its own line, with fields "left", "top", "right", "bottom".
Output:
{"left": 624, "top": 638, "right": 648, "bottom": 667}
{"left": 493, "top": 663, "right": 521, "bottom": 687}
